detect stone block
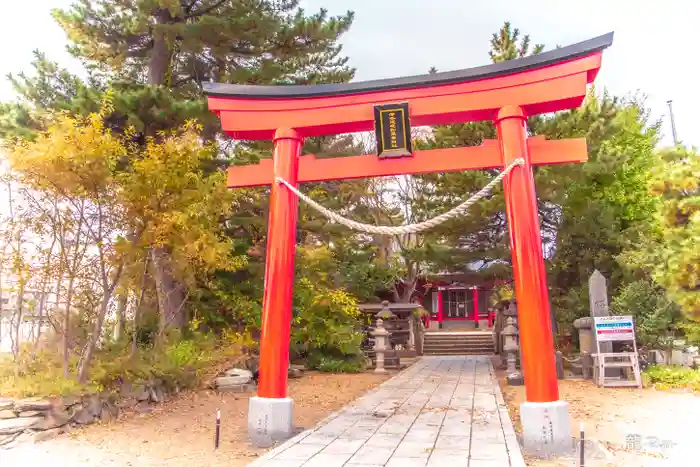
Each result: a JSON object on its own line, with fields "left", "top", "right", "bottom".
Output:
{"left": 469, "top": 441, "right": 510, "bottom": 460}
{"left": 507, "top": 373, "right": 524, "bottom": 386}
{"left": 149, "top": 386, "right": 166, "bottom": 403}
{"left": 385, "top": 457, "right": 429, "bottom": 467}
{"left": 73, "top": 407, "right": 95, "bottom": 425}
{"left": 426, "top": 453, "right": 470, "bottom": 466}
{"left": 323, "top": 438, "right": 365, "bottom": 454}
{"left": 0, "top": 410, "right": 16, "bottom": 419}
{"left": 253, "top": 460, "right": 305, "bottom": 467}
{"left": 297, "top": 432, "right": 338, "bottom": 445}
{"left": 470, "top": 431, "right": 504, "bottom": 445}
{"left": 0, "top": 416, "right": 41, "bottom": 435}
{"left": 61, "top": 395, "right": 81, "bottom": 409}
{"left": 520, "top": 400, "right": 572, "bottom": 457}
{"left": 100, "top": 403, "right": 119, "bottom": 422}
{"left": 468, "top": 460, "right": 507, "bottom": 467}
{"left": 0, "top": 399, "right": 14, "bottom": 411}
{"left": 348, "top": 445, "right": 395, "bottom": 465}
{"left": 248, "top": 396, "right": 293, "bottom": 448}
{"left": 433, "top": 435, "right": 471, "bottom": 452}
{"left": 131, "top": 385, "right": 150, "bottom": 401}
{"left": 0, "top": 431, "right": 21, "bottom": 446}
{"left": 14, "top": 398, "right": 52, "bottom": 412}
{"left": 116, "top": 398, "right": 138, "bottom": 409}
{"left": 403, "top": 428, "right": 439, "bottom": 442}
{"left": 376, "top": 423, "right": 410, "bottom": 435}
{"left": 33, "top": 426, "right": 65, "bottom": 443}
{"left": 393, "top": 440, "right": 434, "bottom": 458}
{"left": 303, "top": 452, "right": 354, "bottom": 467}
{"left": 35, "top": 408, "right": 73, "bottom": 430}
{"left": 364, "top": 433, "right": 403, "bottom": 448}
{"left": 440, "top": 423, "right": 470, "bottom": 436}
{"left": 339, "top": 425, "right": 377, "bottom": 440}
{"left": 274, "top": 443, "right": 325, "bottom": 460}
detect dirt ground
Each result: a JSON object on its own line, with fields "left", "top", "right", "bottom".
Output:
{"left": 0, "top": 371, "right": 391, "bottom": 467}
{"left": 497, "top": 367, "right": 700, "bottom": 466}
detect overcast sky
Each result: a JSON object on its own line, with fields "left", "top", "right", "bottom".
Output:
{"left": 0, "top": 0, "right": 697, "bottom": 149}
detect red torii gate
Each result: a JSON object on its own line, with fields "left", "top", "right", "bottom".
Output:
{"left": 205, "top": 32, "right": 613, "bottom": 453}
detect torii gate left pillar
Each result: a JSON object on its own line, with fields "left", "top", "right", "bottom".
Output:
{"left": 205, "top": 32, "right": 613, "bottom": 456}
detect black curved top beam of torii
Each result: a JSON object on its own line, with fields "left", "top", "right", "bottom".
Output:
{"left": 202, "top": 32, "right": 614, "bottom": 99}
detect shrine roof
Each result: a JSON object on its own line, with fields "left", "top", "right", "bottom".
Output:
{"left": 202, "top": 32, "right": 613, "bottom": 99}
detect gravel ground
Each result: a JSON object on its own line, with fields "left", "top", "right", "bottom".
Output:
{"left": 498, "top": 369, "right": 699, "bottom": 466}
{"left": 0, "top": 371, "right": 391, "bottom": 467}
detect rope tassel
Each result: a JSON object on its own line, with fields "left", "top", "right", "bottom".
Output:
{"left": 276, "top": 158, "right": 525, "bottom": 236}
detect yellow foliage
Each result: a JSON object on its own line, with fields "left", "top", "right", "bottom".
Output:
{"left": 7, "top": 101, "right": 246, "bottom": 293}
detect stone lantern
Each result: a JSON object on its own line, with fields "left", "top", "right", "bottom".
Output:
{"left": 372, "top": 319, "right": 390, "bottom": 374}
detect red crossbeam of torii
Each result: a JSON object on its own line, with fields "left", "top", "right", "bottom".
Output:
{"left": 204, "top": 32, "right": 614, "bottom": 451}
{"left": 221, "top": 136, "right": 586, "bottom": 188}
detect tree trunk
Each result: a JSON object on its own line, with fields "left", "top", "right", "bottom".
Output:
{"left": 147, "top": 9, "right": 173, "bottom": 86}
{"left": 52, "top": 265, "right": 66, "bottom": 375}
{"left": 32, "top": 282, "right": 48, "bottom": 352}
{"left": 63, "top": 274, "right": 76, "bottom": 377}
{"left": 11, "top": 278, "right": 27, "bottom": 360}
{"left": 113, "top": 291, "right": 127, "bottom": 341}
{"left": 78, "top": 261, "right": 124, "bottom": 383}
{"left": 151, "top": 248, "right": 187, "bottom": 333}
{"left": 77, "top": 290, "right": 111, "bottom": 383}
{"left": 131, "top": 256, "right": 150, "bottom": 359}
{"left": 147, "top": 8, "right": 188, "bottom": 334}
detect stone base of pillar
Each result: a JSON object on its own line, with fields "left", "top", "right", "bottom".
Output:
{"left": 248, "top": 396, "right": 294, "bottom": 447}
{"left": 520, "top": 400, "right": 572, "bottom": 457}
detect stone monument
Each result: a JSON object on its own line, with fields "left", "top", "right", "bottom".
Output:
{"left": 588, "top": 270, "right": 612, "bottom": 354}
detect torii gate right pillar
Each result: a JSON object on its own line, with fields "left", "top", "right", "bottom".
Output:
{"left": 496, "top": 105, "right": 569, "bottom": 455}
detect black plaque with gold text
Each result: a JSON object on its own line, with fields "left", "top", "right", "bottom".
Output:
{"left": 374, "top": 102, "right": 412, "bottom": 158}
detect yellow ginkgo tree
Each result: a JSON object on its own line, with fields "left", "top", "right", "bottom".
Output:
{"left": 7, "top": 99, "right": 245, "bottom": 382}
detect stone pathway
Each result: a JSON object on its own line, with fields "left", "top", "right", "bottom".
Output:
{"left": 250, "top": 356, "right": 524, "bottom": 467}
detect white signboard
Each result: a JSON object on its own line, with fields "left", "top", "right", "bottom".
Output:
{"left": 594, "top": 315, "right": 635, "bottom": 342}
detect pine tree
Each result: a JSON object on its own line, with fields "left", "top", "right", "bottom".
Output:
{"left": 1, "top": 1, "right": 356, "bottom": 331}
{"left": 412, "top": 23, "right": 659, "bottom": 334}
{"left": 488, "top": 21, "right": 544, "bottom": 62}
{"left": 412, "top": 22, "right": 544, "bottom": 283}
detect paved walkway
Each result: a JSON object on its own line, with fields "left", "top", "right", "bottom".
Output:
{"left": 250, "top": 356, "right": 525, "bottom": 467}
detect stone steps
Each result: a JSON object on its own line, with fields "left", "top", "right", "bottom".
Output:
{"left": 423, "top": 332, "right": 495, "bottom": 356}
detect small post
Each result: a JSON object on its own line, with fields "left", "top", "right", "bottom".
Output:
{"left": 555, "top": 351, "right": 565, "bottom": 380}
{"left": 215, "top": 409, "right": 221, "bottom": 449}
{"left": 472, "top": 287, "right": 479, "bottom": 328}
{"left": 437, "top": 289, "right": 444, "bottom": 329}
{"left": 581, "top": 352, "right": 593, "bottom": 380}
{"left": 580, "top": 422, "right": 585, "bottom": 466}
{"left": 372, "top": 319, "right": 390, "bottom": 374}
{"left": 407, "top": 312, "right": 416, "bottom": 352}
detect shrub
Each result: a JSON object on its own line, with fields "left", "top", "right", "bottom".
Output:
{"left": 643, "top": 364, "right": 700, "bottom": 391}
{"left": 291, "top": 277, "right": 365, "bottom": 364}
{"left": 611, "top": 279, "right": 681, "bottom": 349}
{"left": 0, "top": 330, "right": 246, "bottom": 398}
{"left": 306, "top": 352, "right": 366, "bottom": 373}
{"left": 0, "top": 347, "right": 101, "bottom": 397}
